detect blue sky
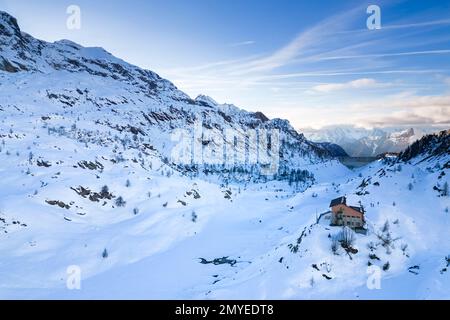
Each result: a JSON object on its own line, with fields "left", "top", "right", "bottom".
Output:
{"left": 1, "top": 0, "right": 449, "bottom": 129}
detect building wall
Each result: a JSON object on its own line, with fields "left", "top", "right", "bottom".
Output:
{"left": 331, "top": 205, "right": 364, "bottom": 227}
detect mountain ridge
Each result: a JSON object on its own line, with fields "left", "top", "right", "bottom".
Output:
{"left": 0, "top": 10, "right": 343, "bottom": 186}
{"left": 302, "top": 125, "right": 447, "bottom": 157}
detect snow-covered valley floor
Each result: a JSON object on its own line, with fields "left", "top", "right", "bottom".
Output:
{"left": 1, "top": 140, "right": 448, "bottom": 299}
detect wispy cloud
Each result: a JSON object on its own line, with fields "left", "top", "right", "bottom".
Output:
{"left": 382, "top": 18, "right": 450, "bottom": 30}
{"left": 352, "top": 94, "right": 450, "bottom": 127}
{"left": 333, "top": 18, "right": 450, "bottom": 34}
{"left": 229, "top": 6, "right": 363, "bottom": 75}
{"left": 317, "top": 49, "right": 450, "bottom": 62}
{"left": 361, "top": 110, "right": 450, "bottom": 127}
{"left": 229, "top": 40, "right": 256, "bottom": 47}
{"left": 312, "top": 78, "right": 382, "bottom": 93}
{"left": 354, "top": 94, "right": 450, "bottom": 110}
{"left": 257, "top": 69, "right": 448, "bottom": 81}
{"left": 159, "top": 5, "right": 450, "bottom": 129}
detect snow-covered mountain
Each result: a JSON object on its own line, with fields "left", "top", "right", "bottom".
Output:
{"left": 0, "top": 10, "right": 342, "bottom": 185}
{"left": 398, "top": 129, "right": 450, "bottom": 163}
{"left": 316, "top": 142, "right": 349, "bottom": 157}
{"left": 0, "top": 11, "right": 449, "bottom": 300}
{"left": 302, "top": 125, "right": 445, "bottom": 157}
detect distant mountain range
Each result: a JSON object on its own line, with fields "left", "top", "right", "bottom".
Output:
{"left": 302, "top": 125, "right": 448, "bottom": 157}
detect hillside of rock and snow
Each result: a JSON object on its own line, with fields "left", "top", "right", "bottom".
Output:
{"left": 303, "top": 125, "right": 446, "bottom": 157}
{"left": 0, "top": 11, "right": 449, "bottom": 300}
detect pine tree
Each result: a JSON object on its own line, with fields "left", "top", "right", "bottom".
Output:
{"left": 443, "top": 182, "right": 449, "bottom": 197}
{"left": 115, "top": 196, "right": 126, "bottom": 207}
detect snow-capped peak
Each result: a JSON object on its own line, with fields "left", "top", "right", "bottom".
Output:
{"left": 391, "top": 128, "right": 415, "bottom": 139}
{"left": 195, "top": 95, "right": 218, "bottom": 107}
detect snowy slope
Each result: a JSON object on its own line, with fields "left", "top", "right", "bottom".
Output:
{"left": 1, "top": 130, "right": 447, "bottom": 300}
{"left": 0, "top": 11, "right": 449, "bottom": 300}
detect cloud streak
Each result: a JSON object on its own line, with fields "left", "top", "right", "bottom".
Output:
{"left": 312, "top": 78, "right": 382, "bottom": 93}
{"left": 160, "top": 5, "right": 450, "bottom": 129}
{"left": 229, "top": 6, "right": 364, "bottom": 75}
{"left": 354, "top": 94, "right": 450, "bottom": 110}
{"left": 229, "top": 40, "right": 256, "bottom": 47}
{"left": 361, "top": 111, "right": 450, "bottom": 127}
{"left": 317, "top": 49, "right": 450, "bottom": 61}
